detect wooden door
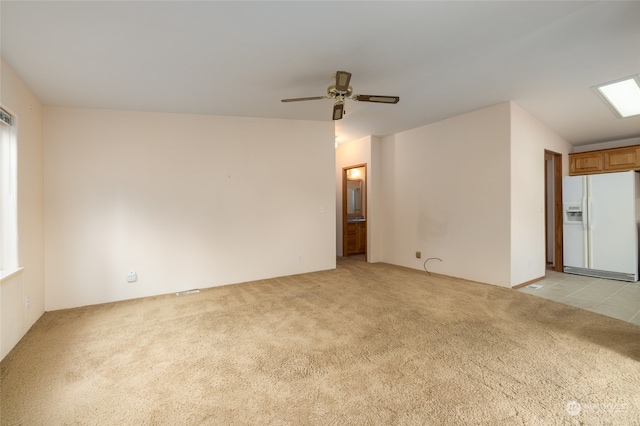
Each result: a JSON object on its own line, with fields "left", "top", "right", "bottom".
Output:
{"left": 545, "top": 150, "right": 563, "bottom": 272}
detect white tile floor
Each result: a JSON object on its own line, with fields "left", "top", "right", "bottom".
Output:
{"left": 518, "top": 268, "right": 640, "bottom": 325}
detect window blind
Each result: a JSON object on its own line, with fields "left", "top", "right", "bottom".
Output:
{"left": 0, "top": 108, "right": 13, "bottom": 126}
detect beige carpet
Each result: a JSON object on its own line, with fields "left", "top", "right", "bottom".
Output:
{"left": 2, "top": 258, "right": 639, "bottom": 425}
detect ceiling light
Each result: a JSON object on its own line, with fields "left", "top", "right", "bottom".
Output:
{"left": 333, "top": 102, "right": 345, "bottom": 120}
{"left": 594, "top": 75, "right": 640, "bottom": 118}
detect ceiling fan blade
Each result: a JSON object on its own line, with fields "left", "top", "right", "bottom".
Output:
{"left": 335, "top": 71, "right": 352, "bottom": 92}
{"left": 352, "top": 94, "right": 400, "bottom": 104}
{"left": 333, "top": 102, "right": 345, "bottom": 120}
{"left": 281, "top": 96, "right": 327, "bottom": 103}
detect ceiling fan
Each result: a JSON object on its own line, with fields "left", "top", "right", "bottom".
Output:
{"left": 281, "top": 71, "right": 400, "bottom": 120}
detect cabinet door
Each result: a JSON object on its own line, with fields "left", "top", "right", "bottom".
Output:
{"left": 604, "top": 146, "right": 640, "bottom": 171}
{"left": 346, "top": 223, "right": 357, "bottom": 254}
{"left": 570, "top": 152, "right": 603, "bottom": 175}
{"left": 356, "top": 223, "right": 367, "bottom": 252}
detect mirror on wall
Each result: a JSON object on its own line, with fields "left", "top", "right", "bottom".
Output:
{"left": 347, "top": 179, "right": 362, "bottom": 215}
{"left": 345, "top": 166, "right": 365, "bottom": 217}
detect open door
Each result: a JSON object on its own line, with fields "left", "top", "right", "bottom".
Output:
{"left": 545, "top": 150, "right": 563, "bottom": 272}
{"left": 342, "top": 164, "right": 367, "bottom": 260}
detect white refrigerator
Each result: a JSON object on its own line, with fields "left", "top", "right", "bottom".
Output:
{"left": 562, "top": 170, "right": 640, "bottom": 282}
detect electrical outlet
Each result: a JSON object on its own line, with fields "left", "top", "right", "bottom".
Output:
{"left": 127, "top": 272, "right": 137, "bottom": 283}
{"left": 416, "top": 251, "right": 422, "bottom": 259}
{"left": 25, "top": 296, "right": 30, "bottom": 309}
{"left": 297, "top": 255, "right": 302, "bottom": 262}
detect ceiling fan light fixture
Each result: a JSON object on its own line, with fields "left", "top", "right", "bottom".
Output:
{"left": 333, "top": 102, "right": 345, "bottom": 120}
{"left": 594, "top": 75, "right": 640, "bottom": 118}
{"left": 335, "top": 71, "right": 352, "bottom": 92}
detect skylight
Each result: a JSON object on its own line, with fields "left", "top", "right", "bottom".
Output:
{"left": 594, "top": 76, "right": 640, "bottom": 118}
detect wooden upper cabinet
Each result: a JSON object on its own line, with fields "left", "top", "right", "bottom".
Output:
{"left": 570, "top": 151, "right": 603, "bottom": 175}
{"left": 604, "top": 146, "right": 640, "bottom": 172}
{"left": 569, "top": 144, "right": 640, "bottom": 176}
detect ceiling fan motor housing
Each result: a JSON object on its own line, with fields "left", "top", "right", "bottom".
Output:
{"left": 328, "top": 85, "right": 353, "bottom": 100}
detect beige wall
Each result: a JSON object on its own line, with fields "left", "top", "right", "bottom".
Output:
{"left": 1, "top": 59, "right": 45, "bottom": 360}
{"left": 368, "top": 136, "right": 384, "bottom": 263}
{"left": 364, "top": 101, "right": 571, "bottom": 288}
{"left": 44, "top": 107, "right": 336, "bottom": 310}
{"left": 510, "top": 102, "right": 572, "bottom": 286}
{"left": 378, "top": 103, "right": 513, "bottom": 286}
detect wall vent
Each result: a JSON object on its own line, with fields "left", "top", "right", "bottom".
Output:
{"left": 176, "top": 289, "right": 200, "bottom": 296}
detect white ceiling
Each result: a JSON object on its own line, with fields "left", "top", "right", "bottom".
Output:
{"left": 1, "top": 1, "right": 639, "bottom": 146}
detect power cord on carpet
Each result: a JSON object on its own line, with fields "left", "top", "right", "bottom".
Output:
{"left": 423, "top": 257, "right": 442, "bottom": 275}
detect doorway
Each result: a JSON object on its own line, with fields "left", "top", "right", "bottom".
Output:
{"left": 342, "top": 164, "right": 367, "bottom": 260}
{"left": 544, "top": 150, "right": 563, "bottom": 272}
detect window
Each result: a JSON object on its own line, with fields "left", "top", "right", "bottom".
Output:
{"left": 0, "top": 107, "right": 18, "bottom": 278}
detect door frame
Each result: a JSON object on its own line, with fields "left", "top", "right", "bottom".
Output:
{"left": 342, "top": 163, "right": 367, "bottom": 259}
{"left": 545, "top": 150, "right": 563, "bottom": 272}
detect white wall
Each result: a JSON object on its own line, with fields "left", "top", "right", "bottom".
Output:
{"left": 379, "top": 103, "right": 513, "bottom": 287}
{"left": 44, "top": 107, "right": 336, "bottom": 310}
{"left": 1, "top": 59, "right": 45, "bottom": 360}
{"left": 368, "top": 136, "right": 384, "bottom": 263}
{"left": 375, "top": 101, "right": 572, "bottom": 288}
{"left": 510, "top": 102, "right": 572, "bottom": 286}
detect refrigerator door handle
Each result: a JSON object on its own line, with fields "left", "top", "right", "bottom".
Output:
{"left": 587, "top": 199, "right": 594, "bottom": 268}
